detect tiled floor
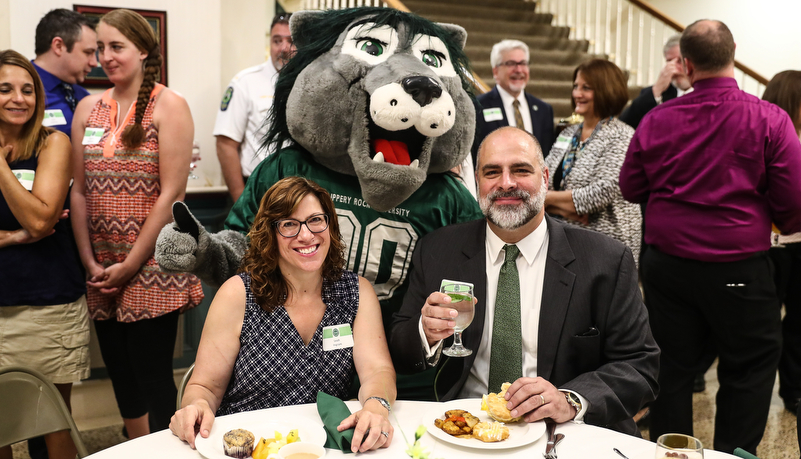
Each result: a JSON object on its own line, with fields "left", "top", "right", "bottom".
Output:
{"left": 10, "top": 365, "right": 801, "bottom": 458}
{"left": 639, "top": 362, "right": 800, "bottom": 459}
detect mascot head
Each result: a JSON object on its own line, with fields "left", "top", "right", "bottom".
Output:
{"left": 264, "top": 7, "right": 476, "bottom": 212}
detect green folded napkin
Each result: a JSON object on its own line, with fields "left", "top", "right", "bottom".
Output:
{"left": 733, "top": 448, "right": 760, "bottom": 459}
{"left": 316, "top": 391, "right": 354, "bottom": 453}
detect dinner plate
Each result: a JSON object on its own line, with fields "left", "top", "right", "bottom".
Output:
{"left": 195, "top": 410, "right": 327, "bottom": 459}
{"left": 423, "top": 398, "right": 546, "bottom": 450}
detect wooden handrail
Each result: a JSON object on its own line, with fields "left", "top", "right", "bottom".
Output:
{"left": 383, "top": 0, "right": 410, "bottom": 13}
{"left": 628, "top": 0, "right": 768, "bottom": 85}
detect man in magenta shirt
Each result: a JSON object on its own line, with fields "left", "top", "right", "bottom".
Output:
{"left": 620, "top": 20, "right": 801, "bottom": 454}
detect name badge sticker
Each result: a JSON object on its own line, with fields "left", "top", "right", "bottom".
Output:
{"left": 482, "top": 107, "right": 504, "bottom": 122}
{"left": 42, "top": 109, "right": 67, "bottom": 127}
{"left": 322, "top": 324, "right": 354, "bottom": 351}
{"left": 82, "top": 127, "right": 105, "bottom": 145}
{"left": 553, "top": 134, "right": 572, "bottom": 150}
{"left": 13, "top": 169, "right": 35, "bottom": 190}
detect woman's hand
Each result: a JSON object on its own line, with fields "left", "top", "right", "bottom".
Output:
{"left": 169, "top": 401, "right": 216, "bottom": 449}
{"left": 337, "top": 406, "right": 393, "bottom": 453}
{"left": 86, "top": 261, "right": 138, "bottom": 294}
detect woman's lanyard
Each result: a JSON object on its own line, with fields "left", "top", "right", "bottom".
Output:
{"left": 559, "top": 118, "right": 611, "bottom": 189}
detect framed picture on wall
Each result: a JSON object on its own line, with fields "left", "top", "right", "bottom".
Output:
{"left": 73, "top": 5, "right": 167, "bottom": 87}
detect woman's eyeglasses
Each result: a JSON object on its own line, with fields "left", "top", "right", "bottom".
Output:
{"left": 273, "top": 214, "right": 329, "bottom": 238}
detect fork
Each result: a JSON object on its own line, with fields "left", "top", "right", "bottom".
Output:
{"left": 543, "top": 422, "right": 556, "bottom": 458}
{"left": 544, "top": 430, "right": 565, "bottom": 459}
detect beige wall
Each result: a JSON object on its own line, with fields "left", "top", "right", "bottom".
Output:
{"left": 4, "top": 0, "right": 274, "bottom": 187}
{"left": 649, "top": 0, "right": 801, "bottom": 84}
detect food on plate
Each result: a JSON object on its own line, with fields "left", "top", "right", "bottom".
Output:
{"left": 251, "top": 429, "right": 301, "bottom": 459}
{"left": 472, "top": 421, "right": 510, "bottom": 442}
{"left": 223, "top": 428, "right": 255, "bottom": 458}
{"left": 433, "top": 409, "right": 481, "bottom": 438}
{"left": 481, "top": 382, "right": 523, "bottom": 423}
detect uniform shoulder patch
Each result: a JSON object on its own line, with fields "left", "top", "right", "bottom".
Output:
{"left": 220, "top": 86, "right": 234, "bottom": 111}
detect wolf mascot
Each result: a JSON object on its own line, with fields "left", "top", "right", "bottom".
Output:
{"left": 156, "top": 8, "right": 482, "bottom": 399}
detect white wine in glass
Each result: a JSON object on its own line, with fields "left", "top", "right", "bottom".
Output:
{"left": 655, "top": 434, "right": 704, "bottom": 459}
{"left": 440, "top": 279, "right": 474, "bottom": 357}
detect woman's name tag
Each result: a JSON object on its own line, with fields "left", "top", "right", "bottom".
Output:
{"left": 322, "top": 324, "right": 354, "bottom": 351}
{"left": 82, "top": 127, "right": 105, "bottom": 145}
{"left": 553, "top": 134, "right": 572, "bottom": 150}
{"left": 42, "top": 109, "right": 67, "bottom": 127}
{"left": 13, "top": 169, "right": 35, "bottom": 190}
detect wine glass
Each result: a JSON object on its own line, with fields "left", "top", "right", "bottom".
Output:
{"left": 655, "top": 434, "right": 704, "bottom": 459}
{"left": 440, "top": 279, "right": 475, "bottom": 357}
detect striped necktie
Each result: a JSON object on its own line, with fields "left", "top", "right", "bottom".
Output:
{"left": 488, "top": 244, "right": 523, "bottom": 392}
{"left": 512, "top": 99, "right": 525, "bottom": 130}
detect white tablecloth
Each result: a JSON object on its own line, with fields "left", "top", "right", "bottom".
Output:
{"left": 84, "top": 400, "right": 735, "bottom": 459}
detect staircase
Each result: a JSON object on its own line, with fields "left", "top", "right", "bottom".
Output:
{"left": 404, "top": 0, "right": 592, "bottom": 119}
{"left": 402, "top": 0, "right": 639, "bottom": 120}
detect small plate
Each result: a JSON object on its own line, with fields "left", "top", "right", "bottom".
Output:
{"left": 423, "top": 398, "right": 546, "bottom": 450}
{"left": 195, "top": 410, "right": 327, "bottom": 459}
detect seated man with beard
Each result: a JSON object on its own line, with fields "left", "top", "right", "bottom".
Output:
{"left": 389, "top": 127, "right": 659, "bottom": 435}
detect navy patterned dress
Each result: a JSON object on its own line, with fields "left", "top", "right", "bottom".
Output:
{"left": 216, "top": 271, "right": 358, "bottom": 415}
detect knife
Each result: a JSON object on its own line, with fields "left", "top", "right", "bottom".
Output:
{"left": 544, "top": 421, "right": 557, "bottom": 455}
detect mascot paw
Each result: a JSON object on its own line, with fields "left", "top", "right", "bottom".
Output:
{"left": 154, "top": 202, "right": 205, "bottom": 272}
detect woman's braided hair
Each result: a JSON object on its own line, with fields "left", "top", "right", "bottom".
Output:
{"left": 100, "top": 9, "right": 162, "bottom": 148}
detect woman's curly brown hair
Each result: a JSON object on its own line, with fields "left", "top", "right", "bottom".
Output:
{"left": 239, "top": 177, "right": 345, "bottom": 312}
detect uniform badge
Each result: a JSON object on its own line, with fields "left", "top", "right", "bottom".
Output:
{"left": 220, "top": 86, "right": 234, "bottom": 111}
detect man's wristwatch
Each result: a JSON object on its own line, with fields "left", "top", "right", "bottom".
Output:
{"left": 563, "top": 392, "right": 582, "bottom": 416}
{"left": 366, "top": 396, "right": 391, "bottom": 413}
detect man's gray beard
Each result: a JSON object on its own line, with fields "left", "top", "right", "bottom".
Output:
{"left": 479, "top": 181, "right": 547, "bottom": 230}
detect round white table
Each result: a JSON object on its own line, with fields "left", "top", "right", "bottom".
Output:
{"left": 84, "top": 400, "right": 736, "bottom": 459}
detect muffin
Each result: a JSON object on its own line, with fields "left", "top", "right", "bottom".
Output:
{"left": 223, "top": 428, "right": 255, "bottom": 458}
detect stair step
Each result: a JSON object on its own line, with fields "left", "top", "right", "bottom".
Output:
{"left": 405, "top": 1, "right": 552, "bottom": 24}
{"left": 410, "top": 0, "right": 542, "bottom": 11}
{"left": 472, "top": 64, "right": 578, "bottom": 82}
{"left": 424, "top": 14, "right": 570, "bottom": 38}
{"left": 465, "top": 32, "right": 589, "bottom": 52}
{"left": 542, "top": 98, "right": 575, "bottom": 119}
{"left": 466, "top": 48, "right": 600, "bottom": 66}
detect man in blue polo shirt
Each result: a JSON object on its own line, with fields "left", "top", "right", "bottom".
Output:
{"left": 32, "top": 9, "right": 97, "bottom": 138}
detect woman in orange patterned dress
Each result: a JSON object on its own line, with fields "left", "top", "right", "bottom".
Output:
{"left": 70, "top": 9, "right": 203, "bottom": 438}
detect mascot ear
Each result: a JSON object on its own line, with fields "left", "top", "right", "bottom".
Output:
{"left": 436, "top": 23, "right": 468, "bottom": 50}
{"left": 289, "top": 10, "right": 325, "bottom": 48}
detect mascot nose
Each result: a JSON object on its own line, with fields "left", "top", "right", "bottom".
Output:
{"left": 402, "top": 76, "right": 442, "bottom": 107}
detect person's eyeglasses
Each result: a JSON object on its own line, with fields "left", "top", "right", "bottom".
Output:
{"left": 273, "top": 213, "right": 329, "bottom": 238}
{"left": 498, "top": 60, "right": 529, "bottom": 69}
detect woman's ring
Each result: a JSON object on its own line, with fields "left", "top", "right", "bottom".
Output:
{"left": 381, "top": 431, "right": 389, "bottom": 438}
{"left": 539, "top": 394, "right": 546, "bottom": 406}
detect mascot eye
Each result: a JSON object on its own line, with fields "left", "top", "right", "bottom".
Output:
{"left": 359, "top": 40, "right": 385, "bottom": 56}
{"left": 421, "top": 51, "right": 444, "bottom": 68}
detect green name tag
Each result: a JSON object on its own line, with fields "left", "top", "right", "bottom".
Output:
{"left": 82, "top": 127, "right": 105, "bottom": 145}
{"left": 322, "top": 324, "right": 353, "bottom": 351}
{"left": 483, "top": 107, "right": 504, "bottom": 122}
{"left": 13, "top": 169, "right": 35, "bottom": 190}
{"left": 43, "top": 109, "right": 67, "bottom": 127}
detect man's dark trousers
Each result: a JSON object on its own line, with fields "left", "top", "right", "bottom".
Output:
{"left": 642, "top": 247, "right": 781, "bottom": 454}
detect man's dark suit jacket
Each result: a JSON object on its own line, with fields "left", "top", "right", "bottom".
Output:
{"left": 389, "top": 216, "right": 659, "bottom": 436}
{"left": 473, "top": 87, "right": 555, "bottom": 164}
{"left": 619, "top": 84, "right": 679, "bottom": 129}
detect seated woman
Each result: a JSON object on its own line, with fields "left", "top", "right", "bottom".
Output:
{"left": 170, "top": 177, "right": 395, "bottom": 453}
{"left": 544, "top": 59, "right": 641, "bottom": 261}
